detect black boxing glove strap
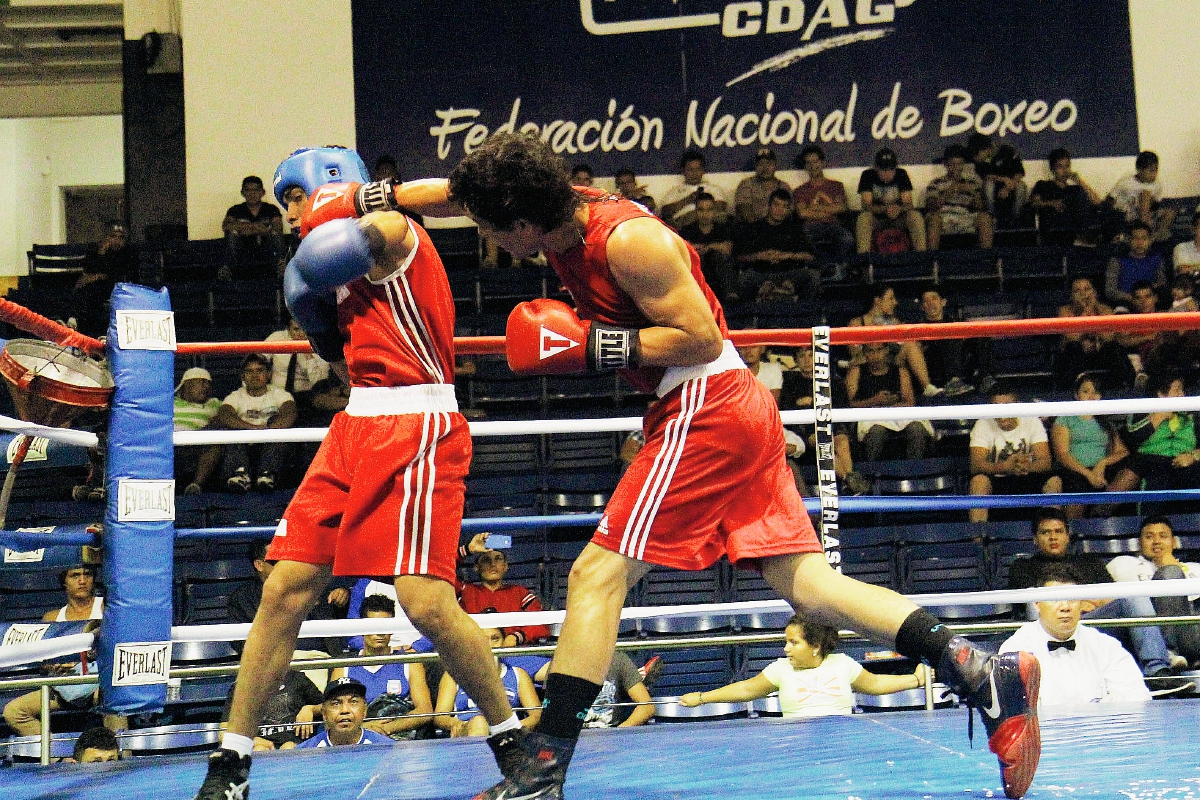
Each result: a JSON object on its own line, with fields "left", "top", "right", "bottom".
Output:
{"left": 354, "top": 178, "right": 401, "bottom": 216}
{"left": 586, "top": 324, "right": 641, "bottom": 372}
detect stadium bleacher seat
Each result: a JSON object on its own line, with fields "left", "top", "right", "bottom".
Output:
{"left": 637, "top": 565, "right": 727, "bottom": 634}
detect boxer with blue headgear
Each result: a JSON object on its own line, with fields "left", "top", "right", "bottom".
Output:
{"left": 272, "top": 146, "right": 370, "bottom": 209}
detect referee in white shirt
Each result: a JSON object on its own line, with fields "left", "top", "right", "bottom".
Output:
{"left": 1001, "top": 564, "right": 1151, "bottom": 706}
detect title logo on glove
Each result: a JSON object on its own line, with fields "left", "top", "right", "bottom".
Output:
{"left": 540, "top": 326, "right": 580, "bottom": 360}
{"left": 310, "top": 185, "right": 346, "bottom": 212}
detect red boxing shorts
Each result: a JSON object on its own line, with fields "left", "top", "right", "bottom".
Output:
{"left": 594, "top": 368, "right": 820, "bottom": 571}
{"left": 267, "top": 410, "right": 470, "bottom": 583}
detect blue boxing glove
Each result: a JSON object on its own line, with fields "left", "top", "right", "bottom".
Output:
{"left": 283, "top": 261, "right": 345, "bottom": 363}
{"left": 291, "top": 216, "right": 379, "bottom": 294}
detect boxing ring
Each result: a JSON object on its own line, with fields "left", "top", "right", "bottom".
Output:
{"left": 2, "top": 293, "right": 1200, "bottom": 799}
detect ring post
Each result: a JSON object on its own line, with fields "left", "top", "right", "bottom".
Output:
{"left": 39, "top": 683, "right": 50, "bottom": 765}
{"left": 96, "top": 284, "right": 176, "bottom": 715}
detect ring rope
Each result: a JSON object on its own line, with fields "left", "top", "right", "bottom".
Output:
{"left": 6, "top": 581, "right": 1200, "bottom": 670}
{"left": 0, "top": 297, "right": 105, "bottom": 356}
{"left": 4, "top": 488, "right": 1199, "bottom": 551}
{"left": 178, "top": 312, "right": 1200, "bottom": 356}
{"left": 161, "top": 396, "right": 1200, "bottom": 447}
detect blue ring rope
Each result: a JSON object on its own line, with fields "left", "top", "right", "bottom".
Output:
{"left": 4, "top": 489, "right": 1199, "bottom": 548}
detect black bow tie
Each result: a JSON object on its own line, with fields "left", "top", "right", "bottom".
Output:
{"left": 1047, "top": 639, "right": 1076, "bottom": 652}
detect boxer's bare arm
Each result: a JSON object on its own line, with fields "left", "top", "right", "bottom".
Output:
{"left": 606, "top": 217, "right": 723, "bottom": 367}
{"left": 393, "top": 178, "right": 465, "bottom": 218}
{"left": 359, "top": 211, "right": 416, "bottom": 282}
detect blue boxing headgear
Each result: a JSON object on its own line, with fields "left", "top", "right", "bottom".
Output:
{"left": 273, "top": 146, "right": 371, "bottom": 206}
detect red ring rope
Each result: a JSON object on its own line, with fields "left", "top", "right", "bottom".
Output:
{"left": 0, "top": 298, "right": 105, "bottom": 356}
{"left": 176, "top": 311, "right": 1200, "bottom": 356}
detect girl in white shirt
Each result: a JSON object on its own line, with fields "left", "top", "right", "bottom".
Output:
{"left": 680, "top": 616, "right": 927, "bottom": 718}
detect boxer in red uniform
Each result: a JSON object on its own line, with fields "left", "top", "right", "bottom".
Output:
{"left": 194, "top": 148, "right": 523, "bottom": 800}
{"left": 326, "top": 135, "right": 1042, "bottom": 800}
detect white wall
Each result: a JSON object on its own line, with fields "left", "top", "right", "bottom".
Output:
{"left": 0, "top": 116, "right": 124, "bottom": 276}
{"left": 181, "top": 0, "right": 356, "bottom": 240}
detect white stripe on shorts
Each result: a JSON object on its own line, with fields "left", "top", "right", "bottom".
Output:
{"left": 619, "top": 375, "right": 707, "bottom": 560}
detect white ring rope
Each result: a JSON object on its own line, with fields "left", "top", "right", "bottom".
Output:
{"left": 166, "top": 396, "right": 1200, "bottom": 446}
{"left": 0, "top": 414, "right": 100, "bottom": 448}
{"left": 5, "top": 580, "right": 1200, "bottom": 669}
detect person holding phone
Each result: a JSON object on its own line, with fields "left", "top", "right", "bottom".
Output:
{"left": 459, "top": 549, "right": 551, "bottom": 648}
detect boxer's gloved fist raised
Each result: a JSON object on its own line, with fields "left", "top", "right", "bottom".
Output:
{"left": 283, "top": 262, "right": 345, "bottom": 363}
{"left": 299, "top": 180, "right": 402, "bottom": 238}
{"left": 290, "top": 217, "right": 383, "bottom": 293}
{"left": 506, "top": 299, "right": 640, "bottom": 375}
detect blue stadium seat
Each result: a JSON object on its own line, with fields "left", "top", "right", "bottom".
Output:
{"left": 997, "top": 246, "right": 1069, "bottom": 291}
{"left": 935, "top": 249, "right": 1000, "bottom": 289}
{"left": 838, "top": 526, "right": 902, "bottom": 591}
{"left": 648, "top": 646, "right": 737, "bottom": 701}
{"left": 468, "top": 357, "right": 542, "bottom": 406}
{"left": 637, "top": 565, "right": 727, "bottom": 633}
{"left": 465, "top": 473, "right": 542, "bottom": 518}
{"left": 866, "top": 251, "right": 935, "bottom": 285}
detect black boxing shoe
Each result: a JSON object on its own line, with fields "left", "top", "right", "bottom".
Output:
{"left": 194, "top": 748, "right": 251, "bottom": 800}
{"left": 473, "top": 730, "right": 575, "bottom": 800}
{"left": 938, "top": 636, "right": 1041, "bottom": 799}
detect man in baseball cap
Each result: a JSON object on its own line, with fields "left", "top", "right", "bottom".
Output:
{"left": 295, "top": 677, "right": 394, "bottom": 748}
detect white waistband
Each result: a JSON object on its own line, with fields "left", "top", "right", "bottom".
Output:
{"left": 655, "top": 340, "right": 747, "bottom": 398}
{"left": 345, "top": 384, "right": 459, "bottom": 416}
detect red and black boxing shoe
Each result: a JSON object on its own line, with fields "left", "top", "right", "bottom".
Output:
{"left": 475, "top": 729, "right": 575, "bottom": 800}
{"left": 940, "top": 639, "right": 1042, "bottom": 799}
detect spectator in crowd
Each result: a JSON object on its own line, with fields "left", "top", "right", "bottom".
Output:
{"left": 848, "top": 285, "right": 944, "bottom": 397}
{"left": 735, "top": 147, "right": 792, "bottom": 224}
{"left": 1029, "top": 148, "right": 1104, "bottom": 246}
{"left": 925, "top": 144, "right": 994, "bottom": 250}
{"left": 1108, "top": 369, "right": 1200, "bottom": 498}
{"left": 781, "top": 346, "right": 870, "bottom": 495}
{"left": 1106, "top": 222, "right": 1167, "bottom": 310}
{"left": 373, "top": 154, "right": 400, "bottom": 182}
{"left": 1108, "top": 516, "right": 1200, "bottom": 668}
{"left": 222, "top": 669, "right": 323, "bottom": 751}
{"left": 1050, "top": 375, "right": 1129, "bottom": 518}
{"left": 733, "top": 189, "right": 818, "bottom": 300}
{"left": 294, "top": 677, "right": 393, "bottom": 748}
{"left": 1170, "top": 274, "right": 1198, "bottom": 313}
{"left": 459, "top": 549, "right": 551, "bottom": 649}
{"left": 845, "top": 342, "right": 933, "bottom": 461}
{"left": 614, "top": 169, "right": 656, "bottom": 214}
{"left": 1056, "top": 277, "right": 1121, "bottom": 389}
{"left": 228, "top": 540, "right": 350, "bottom": 659}
{"left": 580, "top": 650, "right": 656, "bottom": 729}
{"left": 434, "top": 627, "right": 541, "bottom": 738}
{"left": 328, "top": 594, "right": 433, "bottom": 739}
{"left": 569, "top": 164, "right": 594, "bottom": 187}
{"left": 967, "top": 133, "right": 1028, "bottom": 229}
{"left": 1007, "top": 508, "right": 1181, "bottom": 679}
{"left": 792, "top": 145, "right": 854, "bottom": 260}
{"left": 70, "top": 221, "right": 137, "bottom": 337}
{"left": 216, "top": 354, "right": 296, "bottom": 492}
{"left": 917, "top": 289, "right": 975, "bottom": 397}
{"left": 679, "top": 616, "right": 928, "bottom": 718}
{"left": 855, "top": 147, "right": 926, "bottom": 253}
{"left": 1107, "top": 151, "right": 1176, "bottom": 243}
{"left": 3, "top": 620, "right": 122, "bottom": 736}
{"left": 1000, "top": 566, "right": 1152, "bottom": 706}
{"left": 43, "top": 563, "right": 103, "bottom": 622}
{"left": 264, "top": 315, "right": 347, "bottom": 427}
{"left": 174, "top": 367, "right": 224, "bottom": 495}
{"left": 1173, "top": 212, "right": 1200, "bottom": 276}
{"left": 678, "top": 193, "right": 734, "bottom": 304}
{"left": 221, "top": 175, "right": 284, "bottom": 281}
{"left": 968, "top": 385, "right": 1061, "bottom": 523}
{"left": 69, "top": 726, "right": 120, "bottom": 763}
{"left": 1115, "top": 280, "right": 1166, "bottom": 385}
{"left": 660, "top": 149, "right": 730, "bottom": 228}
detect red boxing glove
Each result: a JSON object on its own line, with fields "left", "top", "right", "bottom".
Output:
{"left": 506, "top": 299, "right": 640, "bottom": 375}
{"left": 299, "top": 182, "right": 362, "bottom": 238}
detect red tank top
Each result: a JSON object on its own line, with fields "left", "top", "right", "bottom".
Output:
{"left": 336, "top": 219, "right": 456, "bottom": 388}
{"left": 547, "top": 189, "right": 729, "bottom": 394}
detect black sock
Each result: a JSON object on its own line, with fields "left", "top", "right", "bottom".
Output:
{"left": 895, "top": 608, "right": 955, "bottom": 665}
{"left": 536, "top": 673, "right": 602, "bottom": 741}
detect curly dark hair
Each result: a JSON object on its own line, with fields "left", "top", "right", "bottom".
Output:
{"left": 785, "top": 614, "right": 840, "bottom": 657}
{"left": 448, "top": 133, "right": 580, "bottom": 232}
